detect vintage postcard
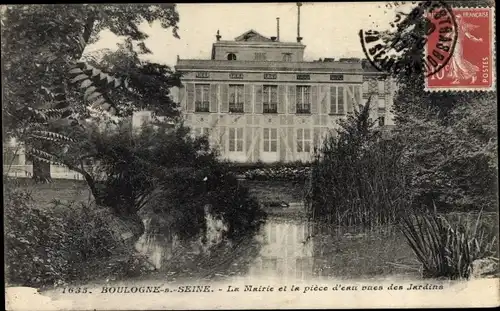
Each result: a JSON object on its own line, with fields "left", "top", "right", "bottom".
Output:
{"left": 3, "top": 2, "right": 499, "bottom": 310}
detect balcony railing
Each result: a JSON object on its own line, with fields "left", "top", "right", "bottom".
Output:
{"left": 229, "top": 103, "right": 244, "bottom": 113}
{"left": 296, "top": 104, "right": 311, "bottom": 114}
{"left": 195, "top": 102, "right": 210, "bottom": 112}
{"left": 263, "top": 103, "right": 278, "bottom": 113}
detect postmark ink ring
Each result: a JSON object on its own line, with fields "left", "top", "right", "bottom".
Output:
{"left": 359, "top": 1, "right": 458, "bottom": 78}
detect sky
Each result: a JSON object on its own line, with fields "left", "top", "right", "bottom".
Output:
{"left": 87, "top": 2, "right": 407, "bottom": 67}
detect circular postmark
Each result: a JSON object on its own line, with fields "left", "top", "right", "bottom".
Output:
{"left": 359, "top": 1, "right": 458, "bottom": 78}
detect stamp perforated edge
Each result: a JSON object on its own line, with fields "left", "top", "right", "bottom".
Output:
{"left": 424, "top": 6, "right": 496, "bottom": 93}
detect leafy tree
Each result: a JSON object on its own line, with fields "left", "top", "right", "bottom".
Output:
{"left": 84, "top": 40, "right": 182, "bottom": 119}
{"left": 1, "top": 4, "right": 180, "bottom": 181}
{"left": 48, "top": 120, "right": 265, "bottom": 243}
{"left": 378, "top": 0, "right": 498, "bottom": 211}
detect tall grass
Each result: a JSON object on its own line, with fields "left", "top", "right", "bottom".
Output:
{"left": 307, "top": 99, "right": 409, "bottom": 229}
{"left": 399, "top": 208, "right": 498, "bottom": 279}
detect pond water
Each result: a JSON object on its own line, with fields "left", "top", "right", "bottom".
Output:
{"left": 27, "top": 208, "right": 428, "bottom": 310}
{"left": 135, "top": 207, "right": 421, "bottom": 282}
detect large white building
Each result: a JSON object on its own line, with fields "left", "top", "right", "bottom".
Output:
{"left": 166, "top": 25, "right": 394, "bottom": 163}
{"left": 4, "top": 5, "right": 396, "bottom": 178}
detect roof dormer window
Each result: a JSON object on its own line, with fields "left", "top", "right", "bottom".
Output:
{"left": 227, "top": 53, "right": 237, "bottom": 60}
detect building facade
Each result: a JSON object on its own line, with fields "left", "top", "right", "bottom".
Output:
{"left": 4, "top": 29, "right": 396, "bottom": 178}
{"left": 174, "top": 29, "right": 395, "bottom": 163}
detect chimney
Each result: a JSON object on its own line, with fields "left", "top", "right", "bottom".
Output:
{"left": 216, "top": 29, "right": 221, "bottom": 41}
{"left": 296, "top": 3, "right": 303, "bottom": 43}
{"left": 276, "top": 17, "right": 280, "bottom": 41}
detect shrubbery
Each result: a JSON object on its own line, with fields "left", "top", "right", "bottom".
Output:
{"left": 4, "top": 183, "right": 149, "bottom": 288}
{"left": 72, "top": 120, "right": 266, "bottom": 244}
{"left": 243, "top": 165, "right": 310, "bottom": 181}
{"left": 308, "top": 100, "right": 408, "bottom": 228}
{"left": 308, "top": 95, "right": 498, "bottom": 279}
{"left": 128, "top": 124, "right": 267, "bottom": 242}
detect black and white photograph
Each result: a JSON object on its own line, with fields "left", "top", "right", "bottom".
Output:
{"left": 3, "top": 2, "right": 498, "bottom": 310}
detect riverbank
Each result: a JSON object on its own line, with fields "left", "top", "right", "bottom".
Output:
{"left": 6, "top": 178, "right": 497, "bottom": 289}
{"left": 10, "top": 178, "right": 306, "bottom": 208}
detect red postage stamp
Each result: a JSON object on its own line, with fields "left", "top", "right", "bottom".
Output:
{"left": 425, "top": 7, "right": 495, "bottom": 92}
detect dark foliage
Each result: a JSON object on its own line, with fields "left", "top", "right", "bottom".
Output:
{"left": 4, "top": 182, "right": 149, "bottom": 287}
{"left": 308, "top": 99, "right": 409, "bottom": 228}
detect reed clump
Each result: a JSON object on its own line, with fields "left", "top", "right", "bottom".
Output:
{"left": 307, "top": 98, "right": 408, "bottom": 229}
{"left": 399, "top": 208, "right": 498, "bottom": 279}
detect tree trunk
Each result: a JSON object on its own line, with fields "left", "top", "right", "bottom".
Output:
{"left": 32, "top": 159, "right": 52, "bottom": 183}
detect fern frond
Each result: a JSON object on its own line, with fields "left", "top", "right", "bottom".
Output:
{"left": 30, "top": 130, "right": 75, "bottom": 142}
{"left": 71, "top": 74, "right": 89, "bottom": 83}
{"left": 27, "top": 150, "right": 66, "bottom": 167}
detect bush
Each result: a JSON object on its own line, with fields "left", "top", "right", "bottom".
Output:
{"left": 243, "top": 165, "right": 310, "bottom": 181}
{"left": 83, "top": 121, "right": 266, "bottom": 245}
{"left": 308, "top": 99, "right": 408, "bottom": 228}
{"left": 4, "top": 184, "right": 146, "bottom": 288}
{"left": 5, "top": 187, "right": 71, "bottom": 287}
{"left": 399, "top": 209, "right": 498, "bottom": 279}
{"left": 147, "top": 158, "right": 267, "bottom": 243}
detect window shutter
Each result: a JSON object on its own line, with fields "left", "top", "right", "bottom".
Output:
{"left": 279, "top": 128, "right": 287, "bottom": 162}
{"left": 355, "top": 85, "right": 362, "bottom": 107}
{"left": 219, "top": 126, "right": 228, "bottom": 154}
{"left": 221, "top": 84, "right": 229, "bottom": 113}
{"left": 210, "top": 84, "right": 218, "bottom": 112}
{"left": 186, "top": 83, "right": 195, "bottom": 112}
{"left": 329, "top": 86, "right": 336, "bottom": 114}
{"left": 345, "top": 86, "right": 353, "bottom": 113}
{"left": 313, "top": 128, "right": 321, "bottom": 151}
{"left": 255, "top": 85, "right": 263, "bottom": 114}
{"left": 245, "top": 127, "right": 253, "bottom": 160}
{"left": 288, "top": 85, "right": 296, "bottom": 114}
{"left": 320, "top": 86, "right": 328, "bottom": 114}
{"left": 287, "top": 127, "right": 295, "bottom": 160}
{"left": 244, "top": 84, "right": 252, "bottom": 113}
{"left": 311, "top": 85, "right": 318, "bottom": 114}
{"left": 278, "top": 85, "right": 286, "bottom": 114}
{"left": 254, "top": 127, "right": 261, "bottom": 161}
{"left": 238, "top": 128, "right": 244, "bottom": 152}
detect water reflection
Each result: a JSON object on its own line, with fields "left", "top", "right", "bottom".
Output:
{"left": 248, "top": 220, "right": 314, "bottom": 281}
{"left": 136, "top": 210, "right": 420, "bottom": 282}
{"left": 247, "top": 215, "right": 420, "bottom": 281}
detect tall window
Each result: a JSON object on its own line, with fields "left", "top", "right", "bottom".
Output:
{"left": 263, "top": 85, "right": 278, "bottom": 113}
{"left": 296, "top": 86, "right": 311, "bottom": 113}
{"left": 263, "top": 128, "right": 277, "bottom": 152}
{"left": 296, "top": 128, "right": 311, "bottom": 153}
{"left": 195, "top": 84, "right": 210, "bottom": 112}
{"left": 228, "top": 128, "right": 244, "bottom": 152}
{"left": 228, "top": 84, "right": 244, "bottom": 112}
{"left": 377, "top": 80, "right": 385, "bottom": 94}
{"left": 330, "top": 86, "right": 345, "bottom": 114}
{"left": 362, "top": 81, "right": 369, "bottom": 94}
{"left": 254, "top": 52, "right": 267, "bottom": 61}
{"left": 283, "top": 53, "right": 292, "bottom": 62}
